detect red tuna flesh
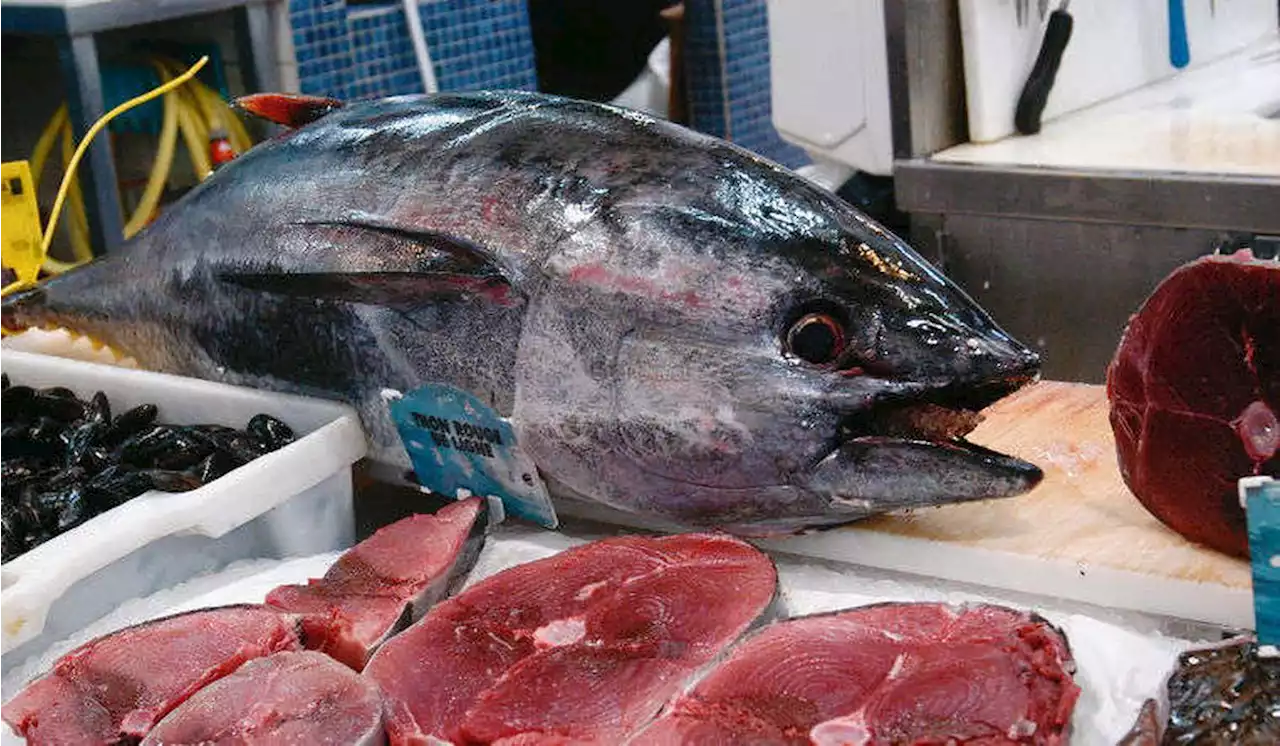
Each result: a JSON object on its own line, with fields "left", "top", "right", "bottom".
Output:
{"left": 636, "top": 602, "right": 1080, "bottom": 746}
{"left": 364, "top": 532, "right": 778, "bottom": 745}
{"left": 1, "top": 605, "right": 302, "bottom": 745}
{"left": 267, "top": 497, "right": 488, "bottom": 670}
{"left": 1106, "top": 250, "right": 1279, "bottom": 557}
{"left": 140, "top": 651, "right": 384, "bottom": 745}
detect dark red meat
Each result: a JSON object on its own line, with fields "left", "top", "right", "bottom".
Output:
{"left": 267, "top": 496, "right": 488, "bottom": 670}
{"left": 1106, "top": 250, "right": 1279, "bottom": 557}
{"left": 1, "top": 605, "right": 302, "bottom": 745}
{"left": 364, "top": 532, "right": 778, "bottom": 745}
{"left": 140, "top": 651, "right": 385, "bottom": 745}
{"left": 636, "top": 602, "right": 1080, "bottom": 746}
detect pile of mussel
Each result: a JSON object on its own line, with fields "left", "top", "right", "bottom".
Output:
{"left": 1, "top": 374, "right": 297, "bottom": 562}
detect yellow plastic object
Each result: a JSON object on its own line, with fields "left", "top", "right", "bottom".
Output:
{"left": 1, "top": 161, "right": 47, "bottom": 288}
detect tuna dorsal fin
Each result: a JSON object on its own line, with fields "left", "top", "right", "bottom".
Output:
{"left": 234, "top": 93, "right": 344, "bottom": 128}
{"left": 219, "top": 219, "right": 518, "bottom": 309}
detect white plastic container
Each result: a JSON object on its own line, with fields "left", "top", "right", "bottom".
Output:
{"left": 0, "top": 350, "right": 369, "bottom": 668}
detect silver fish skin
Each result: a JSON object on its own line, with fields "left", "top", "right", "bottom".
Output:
{"left": 3, "top": 91, "right": 1043, "bottom": 535}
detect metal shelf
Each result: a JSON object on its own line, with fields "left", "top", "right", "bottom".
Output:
{"left": 2, "top": 0, "right": 280, "bottom": 254}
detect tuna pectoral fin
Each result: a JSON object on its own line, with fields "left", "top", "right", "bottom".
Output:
{"left": 221, "top": 271, "right": 515, "bottom": 309}
{"left": 235, "top": 93, "right": 343, "bottom": 128}
{"left": 807, "top": 437, "right": 1043, "bottom": 513}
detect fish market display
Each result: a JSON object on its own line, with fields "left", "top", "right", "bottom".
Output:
{"left": 2, "top": 90, "right": 1044, "bottom": 536}
{"left": 1, "top": 605, "right": 302, "bottom": 744}
{"left": 1106, "top": 250, "right": 1278, "bottom": 557}
{"left": 636, "top": 601, "right": 1081, "bottom": 745}
{"left": 139, "top": 651, "right": 385, "bottom": 746}
{"left": 364, "top": 532, "right": 778, "bottom": 744}
{"left": 1161, "top": 637, "right": 1278, "bottom": 745}
{"left": 1, "top": 373, "right": 297, "bottom": 562}
{"left": 267, "top": 496, "right": 489, "bottom": 670}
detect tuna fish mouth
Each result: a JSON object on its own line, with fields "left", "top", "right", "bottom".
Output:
{"left": 812, "top": 375, "right": 1043, "bottom": 508}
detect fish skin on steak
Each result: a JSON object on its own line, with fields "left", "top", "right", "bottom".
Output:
{"left": 266, "top": 497, "right": 489, "bottom": 670}
{"left": 1, "top": 605, "right": 302, "bottom": 745}
{"left": 634, "top": 601, "right": 1080, "bottom": 746}
{"left": 364, "top": 532, "right": 779, "bottom": 745}
{"left": 139, "top": 651, "right": 385, "bottom": 746}
{"left": 1161, "top": 637, "right": 1279, "bottom": 746}
{"left": 1106, "top": 250, "right": 1279, "bottom": 557}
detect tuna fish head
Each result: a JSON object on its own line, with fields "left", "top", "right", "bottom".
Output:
{"left": 1, "top": 91, "right": 1042, "bottom": 536}
{"left": 510, "top": 148, "right": 1043, "bottom": 534}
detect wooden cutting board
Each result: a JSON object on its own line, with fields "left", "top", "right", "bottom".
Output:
{"left": 764, "top": 381, "right": 1254, "bottom": 630}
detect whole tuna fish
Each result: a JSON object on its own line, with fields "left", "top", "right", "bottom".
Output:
{"left": 3, "top": 91, "right": 1043, "bottom": 535}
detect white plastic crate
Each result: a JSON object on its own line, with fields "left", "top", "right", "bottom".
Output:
{"left": 0, "top": 350, "right": 369, "bottom": 668}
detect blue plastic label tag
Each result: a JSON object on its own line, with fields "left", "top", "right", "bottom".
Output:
{"left": 1240, "top": 476, "right": 1278, "bottom": 654}
{"left": 388, "top": 384, "right": 558, "bottom": 529}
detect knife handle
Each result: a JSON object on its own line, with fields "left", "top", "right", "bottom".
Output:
{"left": 1169, "top": 0, "right": 1191, "bottom": 68}
{"left": 1014, "top": 6, "right": 1074, "bottom": 135}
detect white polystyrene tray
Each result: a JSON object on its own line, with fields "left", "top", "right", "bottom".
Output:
{"left": 0, "top": 526, "right": 1211, "bottom": 746}
{"left": 0, "top": 350, "right": 369, "bottom": 659}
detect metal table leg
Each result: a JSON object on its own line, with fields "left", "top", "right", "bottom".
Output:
{"left": 56, "top": 33, "right": 125, "bottom": 255}
{"left": 237, "top": 1, "right": 279, "bottom": 94}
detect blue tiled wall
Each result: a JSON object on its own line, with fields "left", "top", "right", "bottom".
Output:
{"left": 289, "top": 0, "right": 537, "bottom": 100}
{"left": 684, "top": 0, "right": 809, "bottom": 169}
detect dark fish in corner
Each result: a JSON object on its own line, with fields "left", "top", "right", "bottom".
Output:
{"left": 2, "top": 90, "right": 1043, "bottom": 535}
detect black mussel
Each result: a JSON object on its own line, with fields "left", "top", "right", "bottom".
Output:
{"left": 142, "top": 469, "right": 204, "bottom": 492}
{"left": 53, "top": 487, "right": 93, "bottom": 532}
{"left": 25, "top": 419, "right": 65, "bottom": 450}
{"left": 107, "top": 403, "right": 160, "bottom": 445}
{"left": 2, "top": 520, "right": 26, "bottom": 563}
{"left": 86, "top": 391, "right": 111, "bottom": 425}
{"left": 1, "top": 372, "right": 8, "bottom": 390}
{"left": 225, "top": 436, "right": 271, "bottom": 463}
{"left": 193, "top": 450, "right": 238, "bottom": 483}
{"left": 1, "top": 385, "right": 36, "bottom": 422}
{"left": 33, "top": 391, "right": 86, "bottom": 422}
{"left": 64, "top": 421, "right": 107, "bottom": 469}
{"left": 39, "top": 386, "right": 78, "bottom": 399}
{"left": 246, "top": 414, "right": 295, "bottom": 449}
{"left": 151, "top": 432, "right": 213, "bottom": 471}
{"left": 87, "top": 467, "right": 155, "bottom": 509}
{"left": 118, "top": 425, "right": 180, "bottom": 467}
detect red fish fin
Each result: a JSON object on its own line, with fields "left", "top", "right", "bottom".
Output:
{"left": 235, "top": 93, "right": 344, "bottom": 128}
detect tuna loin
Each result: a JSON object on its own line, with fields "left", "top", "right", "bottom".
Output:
{"left": 140, "top": 651, "right": 385, "bottom": 745}
{"left": 364, "top": 533, "right": 778, "bottom": 745}
{"left": 267, "top": 497, "right": 489, "bottom": 670}
{"left": 1, "top": 605, "right": 302, "bottom": 744}
{"left": 1106, "top": 250, "right": 1279, "bottom": 557}
{"left": 636, "top": 602, "right": 1080, "bottom": 745}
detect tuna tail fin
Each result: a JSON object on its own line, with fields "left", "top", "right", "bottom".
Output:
{"left": 235, "top": 93, "right": 344, "bottom": 129}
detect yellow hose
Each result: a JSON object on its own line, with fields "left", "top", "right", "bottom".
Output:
{"left": 59, "top": 123, "right": 94, "bottom": 263}
{"left": 122, "top": 64, "right": 182, "bottom": 239}
{"left": 30, "top": 105, "right": 68, "bottom": 193}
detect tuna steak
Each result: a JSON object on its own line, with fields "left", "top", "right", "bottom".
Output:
{"left": 267, "top": 496, "right": 489, "bottom": 670}
{"left": 364, "top": 532, "right": 778, "bottom": 744}
{"left": 2, "top": 91, "right": 1043, "bottom": 536}
{"left": 1107, "top": 250, "right": 1279, "bottom": 557}
{"left": 635, "top": 601, "right": 1080, "bottom": 745}
{"left": 140, "top": 651, "right": 385, "bottom": 746}
{"left": 1, "top": 605, "right": 302, "bottom": 744}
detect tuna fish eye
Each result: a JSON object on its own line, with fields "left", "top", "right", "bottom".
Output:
{"left": 786, "top": 313, "right": 846, "bottom": 365}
